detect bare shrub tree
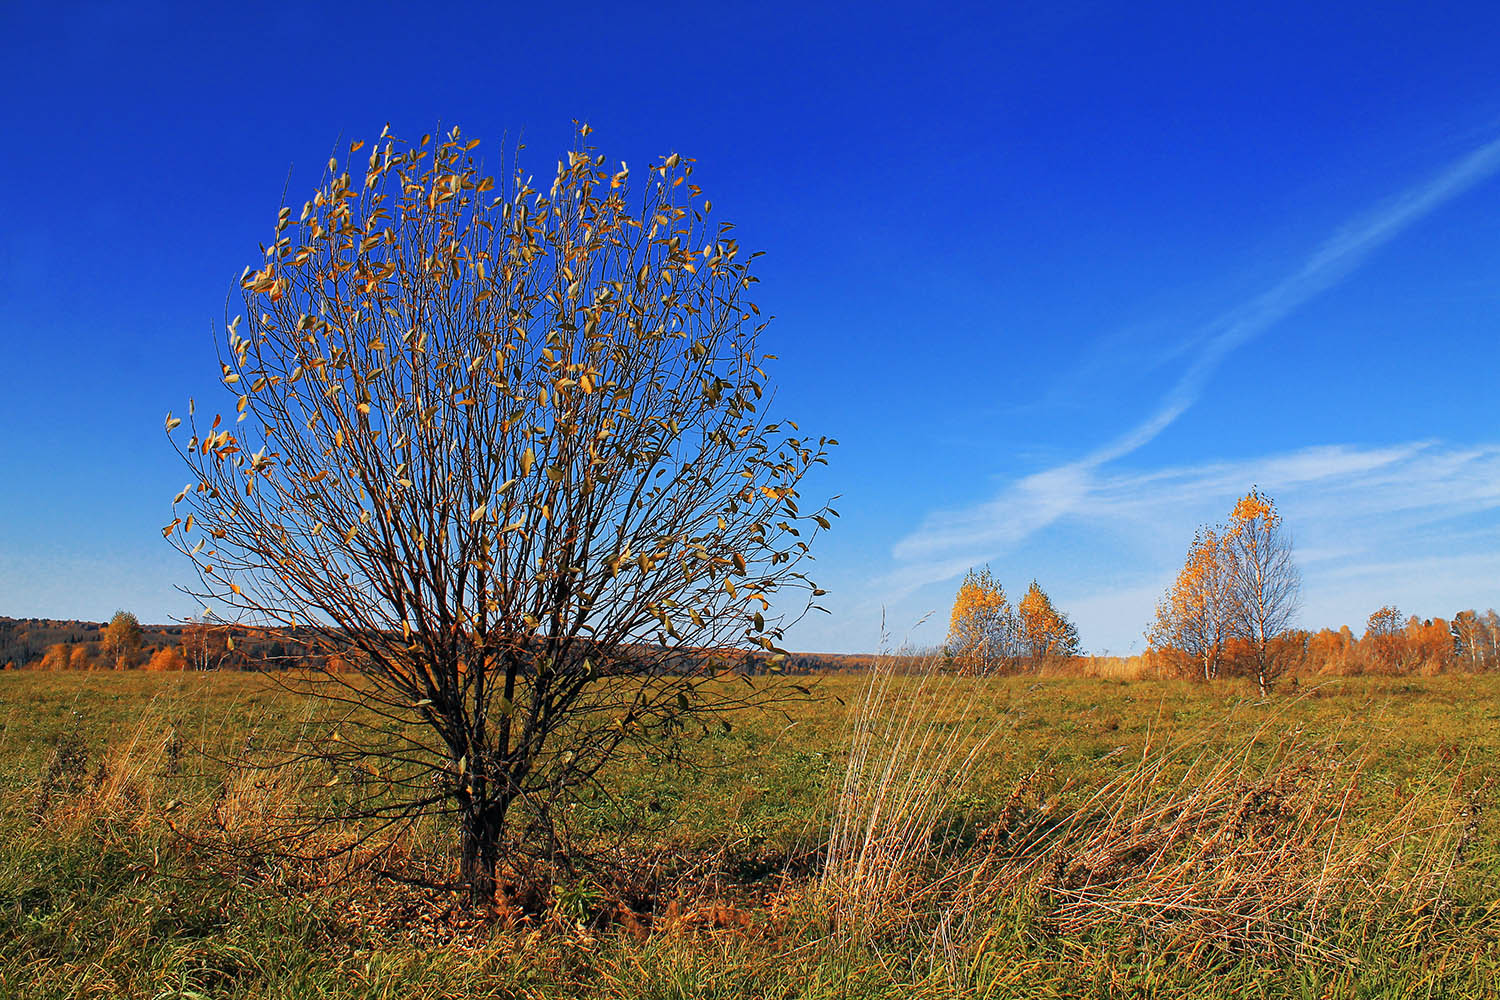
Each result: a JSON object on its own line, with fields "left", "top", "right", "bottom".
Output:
{"left": 1224, "top": 488, "right": 1300, "bottom": 696}
{"left": 164, "top": 124, "right": 835, "bottom": 901}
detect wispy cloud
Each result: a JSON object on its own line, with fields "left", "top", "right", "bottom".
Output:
{"left": 888, "top": 136, "right": 1500, "bottom": 590}
{"left": 791, "top": 137, "right": 1500, "bottom": 653}
{"left": 835, "top": 441, "right": 1500, "bottom": 653}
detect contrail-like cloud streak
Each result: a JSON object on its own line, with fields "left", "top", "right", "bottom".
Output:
{"left": 887, "top": 135, "right": 1500, "bottom": 588}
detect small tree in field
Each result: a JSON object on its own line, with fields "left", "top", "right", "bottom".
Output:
{"left": 103, "top": 610, "right": 142, "bottom": 669}
{"left": 145, "top": 647, "right": 189, "bottom": 672}
{"left": 180, "top": 618, "right": 231, "bottom": 672}
{"left": 165, "top": 125, "right": 834, "bottom": 901}
{"left": 1148, "top": 526, "right": 1233, "bottom": 681}
{"left": 39, "top": 644, "right": 70, "bottom": 671}
{"left": 1017, "top": 580, "right": 1080, "bottom": 665}
{"left": 1224, "top": 489, "right": 1300, "bottom": 696}
{"left": 946, "top": 568, "right": 1017, "bottom": 674}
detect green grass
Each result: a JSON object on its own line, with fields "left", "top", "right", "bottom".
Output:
{"left": 2, "top": 669, "right": 1498, "bottom": 998}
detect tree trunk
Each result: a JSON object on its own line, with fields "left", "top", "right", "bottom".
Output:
{"left": 459, "top": 801, "right": 507, "bottom": 904}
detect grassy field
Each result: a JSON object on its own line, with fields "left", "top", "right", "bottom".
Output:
{"left": 2, "top": 668, "right": 1498, "bottom": 998}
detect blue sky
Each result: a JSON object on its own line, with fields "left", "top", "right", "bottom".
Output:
{"left": 1, "top": 2, "right": 1497, "bottom": 652}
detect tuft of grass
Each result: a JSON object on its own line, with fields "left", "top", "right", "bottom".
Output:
{"left": 820, "top": 657, "right": 1499, "bottom": 973}
{"left": 822, "top": 652, "right": 1003, "bottom": 939}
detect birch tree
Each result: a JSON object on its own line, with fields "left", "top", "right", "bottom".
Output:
{"left": 1224, "top": 489, "right": 1300, "bottom": 696}
{"left": 1148, "top": 527, "right": 1233, "bottom": 681}
{"left": 946, "top": 568, "right": 1017, "bottom": 674}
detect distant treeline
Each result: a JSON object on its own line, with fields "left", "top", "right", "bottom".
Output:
{"left": 0, "top": 616, "right": 318, "bottom": 672}
{"left": 1136, "top": 606, "right": 1500, "bottom": 683}
{"left": 0, "top": 616, "right": 869, "bottom": 675}
{"left": 10, "top": 610, "right": 1493, "bottom": 679}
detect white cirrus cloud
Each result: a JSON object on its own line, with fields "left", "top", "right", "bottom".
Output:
{"left": 790, "top": 136, "right": 1500, "bottom": 654}
{"left": 863, "top": 440, "right": 1500, "bottom": 653}
{"left": 867, "top": 135, "right": 1500, "bottom": 632}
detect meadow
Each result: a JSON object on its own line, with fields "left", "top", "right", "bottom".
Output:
{"left": 2, "top": 668, "right": 1498, "bottom": 999}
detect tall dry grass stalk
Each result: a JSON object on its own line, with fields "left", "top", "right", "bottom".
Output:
{"left": 29, "top": 695, "right": 194, "bottom": 833}
{"left": 821, "top": 651, "right": 1004, "bottom": 938}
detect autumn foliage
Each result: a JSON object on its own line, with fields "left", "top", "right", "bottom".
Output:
{"left": 1150, "top": 489, "right": 1300, "bottom": 693}
{"left": 1147, "top": 527, "right": 1232, "bottom": 680}
{"left": 160, "top": 124, "right": 835, "bottom": 902}
{"left": 1144, "top": 489, "right": 1500, "bottom": 685}
{"left": 102, "top": 610, "right": 143, "bottom": 669}
{"left": 946, "top": 568, "right": 1017, "bottom": 673}
{"left": 947, "top": 572, "right": 1077, "bottom": 672}
{"left": 1017, "top": 580, "right": 1080, "bottom": 663}
{"left": 145, "top": 647, "right": 189, "bottom": 671}
{"left": 1292, "top": 609, "right": 1489, "bottom": 676}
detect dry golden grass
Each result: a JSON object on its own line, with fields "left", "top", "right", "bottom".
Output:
{"left": 822, "top": 654, "right": 1003, "bottom": 938}
{"left": 6, "top": 669, "right": 1498, "bottom": 999}
{"left": 821, "top": 657, "right": 1491, "bottom": 965}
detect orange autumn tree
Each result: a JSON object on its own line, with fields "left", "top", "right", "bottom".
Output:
{"left": 1017, "top": 580, "right": 1080, "bottom": 665}
{"left": 1306, "top": 626, "right": 1355, "bottom": 674}
{"left": 102, "top": 610, "right": 143, "bottom": 669}
{"left": 1149, "top": 488, "right": 1300, "bottom": 692}
{"left": 1148, "top": 526, "right": 1233, "bottom": 680}
{"left": 145, "top": 647, "right": 189, "bottom": 671}
{"left": 1404, "top": 614, "right": 1453, "bottom": 671}
{"left": 1363, "top": 605, "right": 1407, "bottom": 672}
{"left": 946, "top": 567, "right": 1017, "bottom": 674}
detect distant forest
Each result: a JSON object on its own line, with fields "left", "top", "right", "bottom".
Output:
{"left": 5, "top": 609, "right": 1498, "bottom": 679}
{"left": 0, "top": 616, "right": 311, "bottom": 673}
{"left": 1143, "top": 607, "right": 1500, "bottom": 679}
{"left": 0, "top": 616, "right": 874, "bottom": 675}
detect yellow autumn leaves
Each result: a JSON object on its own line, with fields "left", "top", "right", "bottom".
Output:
{"left": 1148, "top": 488, "right": 1300, "bottom": 692}
{"left": 947, "top": 570, "right": 1079, "bottom": 673}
